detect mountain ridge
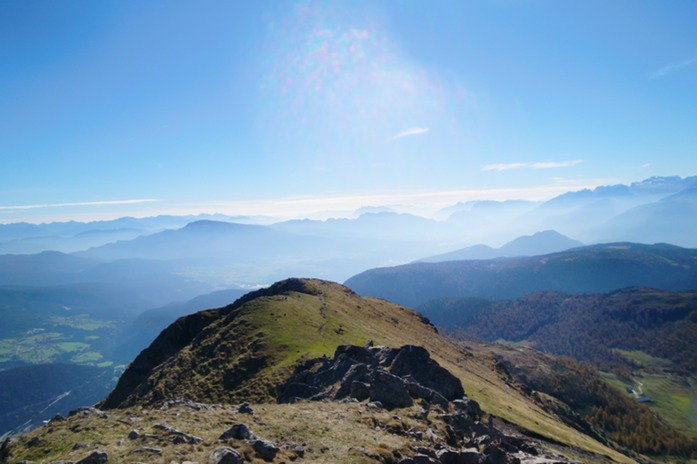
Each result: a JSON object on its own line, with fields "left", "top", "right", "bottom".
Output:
{"left": 96, "top": 278, "right": 635, "bottom": 463}
{"left": 345, "top": 242, "right": 697, "bottom": 308}
{"left": 418, "top": 230, "right": 583, "bottom": 262}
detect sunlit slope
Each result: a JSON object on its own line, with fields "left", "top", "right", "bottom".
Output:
{"left": 102, "top": 278, "right": 634, "bottom": 463}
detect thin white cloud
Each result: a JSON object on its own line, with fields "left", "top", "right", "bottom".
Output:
{"left": 483, "top": 160, "right": 582, "bottom": 171}
{"left": 0, "top": 199, "right": 159, "bottom": 211}
{"left": 649, "top": 57, "right": 696, "bottom": 79}
{"left": 532, "top": 160, "right": 582, "bottom": 169}
{"left": 388, "top": 127, "right": 430, "bottom": 141}
{"left": 482, "top": 163, "right": 528, "bottom": 171}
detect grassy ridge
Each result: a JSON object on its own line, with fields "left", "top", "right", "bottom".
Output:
{"left": 104, "top": 279, "right": 634, "bottom": 463}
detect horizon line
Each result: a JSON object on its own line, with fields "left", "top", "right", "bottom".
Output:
{"left": 0, "top": 183, "right": 608, "bottom": 225}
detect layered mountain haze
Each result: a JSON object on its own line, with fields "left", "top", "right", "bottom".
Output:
{"left": 2, "top": 176, "right": 697, "bottom": 461}
{"left": 419, "top": 230, "right": 583, "bottom": 263}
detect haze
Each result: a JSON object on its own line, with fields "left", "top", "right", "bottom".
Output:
{"left": 2, "top": 0, "right": 696, "bottom": 224}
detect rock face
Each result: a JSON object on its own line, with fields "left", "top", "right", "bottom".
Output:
{"left": 277, "top": 344, "right": 465, "bottom": 408}
{"left": 278, "top": 344, "right": 577, "bottom": 464}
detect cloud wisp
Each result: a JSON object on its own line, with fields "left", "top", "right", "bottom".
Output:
{"left": 649, "top": 57, "right": 696, "bottom": 80}
{"left": 481, "top": 163, "right": 528, "bottom": 172}
{"left": 0, "top": 199, "right": 159, "bottom": 211}
{"left": 482, "top": 160, "right": 582, "bottom": 171}
{"left": 388, "top": 127, "right": 430, "bottom": 141}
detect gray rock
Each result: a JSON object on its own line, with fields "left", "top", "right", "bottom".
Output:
{"left": 49, "top": 414, "right": 65, "bottom": 423}
{"left": 350, "top": 380, "right": 370, "bottom": 401}
{"left": 482, "top": 444, "right": 508, "bottom": 464}
{"left": 335, "top": 363, "right": 369, "bottom": 399}
{"left": 251, "top": 438, "right": 279, "bottom": 462}
{"left": 69, "top": 407, "right": 107, "bottom": 419}
{"left": 127, "top": 429, "right": 141, "bottom": 440}
{"left": 219, "top": 424, "right": 253, "bottom": 441}
{"left": 369, "top": 369, "right": 413, "bottom": 408}
{"left": 282, "top": 442, "right": 305, "bottom": 458}
{"left": 399, "top": 455, "right": 440, "bottom": 464}
{"left": 153, "top": 423, "right": 202, "bottom": 444}
{"left": 130, "top": 447, "right": 162, "bottom": 456}
{"left": 437, "top": 449, "right": 485, "bottom": 464}
{"left": 276, "top": 382, "right": 322, "bottom": 403}
{"left": 76, "top": 451, "right": 108, "bottom": 464}
{"left": 390, "top": 345, "right": 465, "bottom": 401}
{"left": 209, "top": 447, "right": 243, "bottom": 464}
{"left": 405, "top": 381, "right": 449, "bottom": 407}
{"left": 452, "top": 398, "right": 482, "bottom": 419}
{"left": 237, "top": 402, "right": 253, "bottom": 414}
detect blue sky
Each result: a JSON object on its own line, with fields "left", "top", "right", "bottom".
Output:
{"left": 1, "top": 0, "right": 696, "bottom": 222}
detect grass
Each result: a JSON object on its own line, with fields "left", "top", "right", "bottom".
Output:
{"left": 602, "top": 350, "right": 697, "bottom": 437}
{"left": 4, "top": 399, "right": 628, "bottom": 464}
{"left": 48, "top": 315, "right": 114, "bottom": 331}
{"left": 71, "top": 351, "right": 104, "bottom": 363}
{"left": 107, "top": 279, "right": 636, "bottom": 464}
{"left": 0, "top": 331, "right": 106, "bottom": 366}
{"left": 613, "top": 349, "right": 674, "bottom": 370}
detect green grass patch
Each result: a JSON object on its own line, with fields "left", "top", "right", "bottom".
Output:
{"left": 49, "top": 315, "right": 114, "bottom": 331}
{"left": 640, "top": 373, "right": 697, "bottom": 436}
{"left": 601, "top": 366, "right": 697, "bottom": 437}
{"left": 56, "top": 342, "right": 90, "bottom": 352}
{"left": 0, "top": 330, "right": 110, "bottom": 367}
{"left": 613, "top": 349, "right": 674, "bottom": 369}
{"left": 71, "top": 351, "right": 103, "bottom": 363}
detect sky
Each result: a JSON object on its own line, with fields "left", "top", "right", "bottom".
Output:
{"left": 1, "top": 0, "right": 696, "bottom": 223}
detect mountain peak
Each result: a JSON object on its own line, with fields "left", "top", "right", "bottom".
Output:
{"left": 100, "top": 278, "right": 436, "bottom": 409}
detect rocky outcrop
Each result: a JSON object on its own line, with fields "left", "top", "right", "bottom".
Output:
{"left": 279, "top": 344, "right": 577, "bottom": 464}
{"left": 277, "top": 344, "right": 464, "bottom": 408}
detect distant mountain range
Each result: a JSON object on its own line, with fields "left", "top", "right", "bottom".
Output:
{"left": 2, "top": 175, "right": 697, "bottom": 259}
{"left": 418, "top": 230, "right": 583, "bottom": 262}
{"left": 443, "top": 175, "right": 697, "bottom": 247}
{"left": 345, "top": 242, "right": 697, "bottom": 308}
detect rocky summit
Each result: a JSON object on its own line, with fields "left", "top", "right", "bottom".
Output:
{"left": 2, "top": 279, "right": 639, "bottom": 463}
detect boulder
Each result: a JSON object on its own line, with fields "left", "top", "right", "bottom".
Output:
{"left": 237, "top": 402, "right": 254, "bottom": 414}
{"left": 251, "top": 439, "right": 279, "bottom": 462}
{"left": 452, "top": 398, "right": 482, "bottom": 420}
{"left": 153, "top": 423, "right": 202, "bottom": 444}
{"left": 219, "top": 424, "right": 253, "bottom": 441}
{"left": 209, "top": 447, "right": 243, "bottom": 464}
{"left": 398, "top": 454, "right": 440, "bottom": 464}
{"left": 75, "top": 451, "right": 108, "bottom": 464}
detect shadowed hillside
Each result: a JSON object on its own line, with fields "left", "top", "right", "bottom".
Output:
{"left": 345, "top": 243, "right": 697, "bottom": 308}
